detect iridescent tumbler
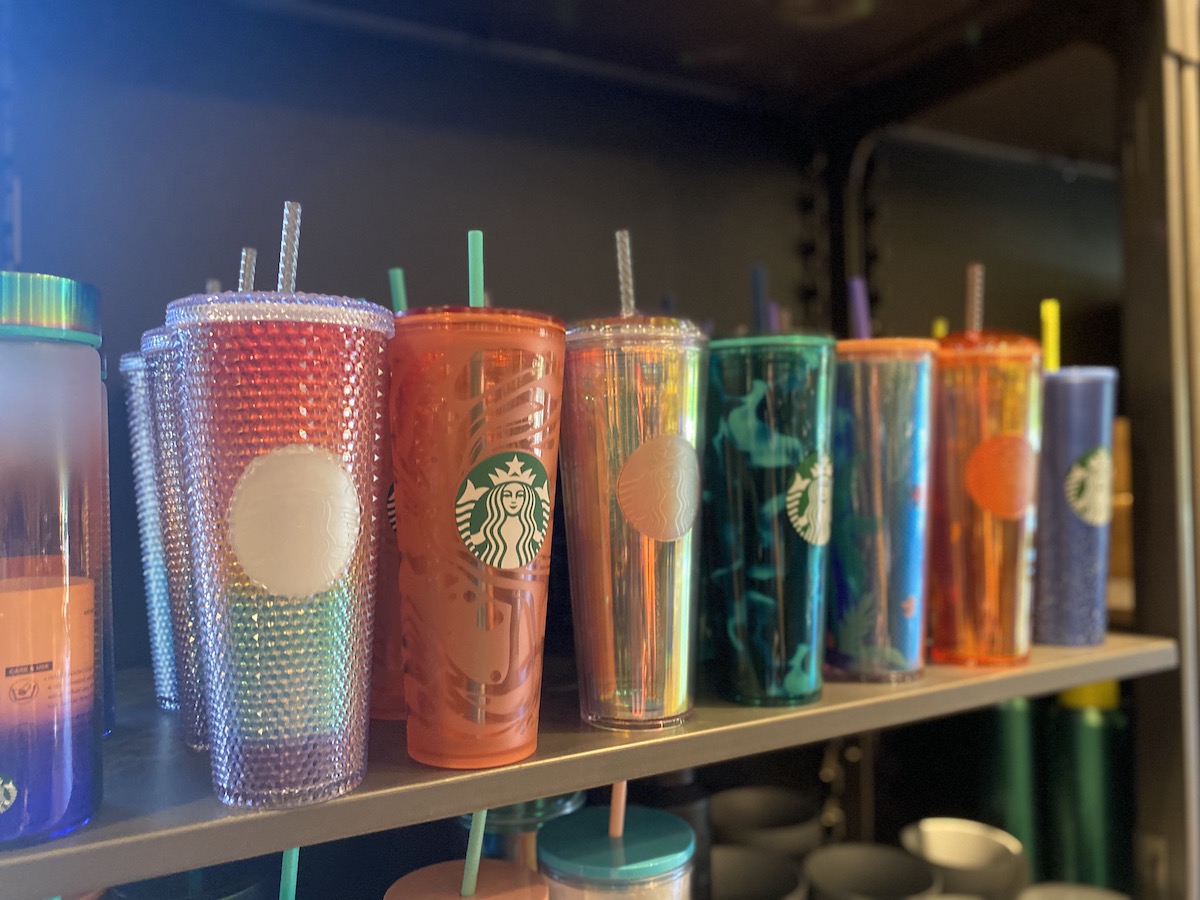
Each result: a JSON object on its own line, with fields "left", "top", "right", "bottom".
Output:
{"left": 704, "top": 335, "right": 834, "bottom": 705}
{"left": 930, "top": 332, "right": 1041, "bottom": 666}
{"left": 560, "top": 317, "right": 706, "bottom": 729}
{"left": 166, "top": 292, "right": 393, "bottom": 807}
{"left": 1035, "top": 367, "right": 1117, "bottom": 645}
{"left": 118, "top": 351, "right": 178, "bottom": 709}
{"left": 827, "top": 339, "right": 936, "bottom": 682}
{"left": 141, "top": 327, "right": 208, "bottom": 750}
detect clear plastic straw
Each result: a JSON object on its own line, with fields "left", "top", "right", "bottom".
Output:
{"left": 609, "top": 781, "right": 628, "bottom": 838}
{"left": 965, "top": 261, "right": 985, "bottom": 333}
{"left": 616, "top": 229, "right": 636, "bottom": 317}
{"left": 462, "top": 809, "right": 488, "bottom": 897}
{"left": 204, "top": 278, "right": 222, "bottom": 294}
{"left": 239, "top": 247, "right": 258, "bottom": 292}
{"left": 277, "top": 201, "right": 301, "bottom": 293}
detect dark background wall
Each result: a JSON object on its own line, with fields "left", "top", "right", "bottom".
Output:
{"left": 18, "top": 3, "right": 1123, "bottom": 664}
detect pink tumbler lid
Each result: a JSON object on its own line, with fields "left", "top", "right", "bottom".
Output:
{"left": 384, "top": 859, "right": 550, "bottom": 899}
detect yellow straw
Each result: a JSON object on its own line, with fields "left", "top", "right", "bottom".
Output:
{"left": 1041, "top": 298, "right": 1060, "bottom": 373}
{"left": 932, "top": 316, "right": 949, "bottom": 340}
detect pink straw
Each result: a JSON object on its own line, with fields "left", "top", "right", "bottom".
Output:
{"left": 609, "top": 781, "right": 628, "bottom": 838}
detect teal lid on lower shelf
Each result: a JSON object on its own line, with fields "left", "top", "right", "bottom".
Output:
{"left": 536, "top": 805, "right": 695, "bottom": 884}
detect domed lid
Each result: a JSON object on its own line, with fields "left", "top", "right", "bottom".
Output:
{"left": 938, "top": 329, "right": 1040, "bottom": 361}
{"left": 537, "top": 806, "right": 695, "bottom": 884}
{"left": 567, "top": 315, "right": 706, "bottom": 347}
{"left": 0, "top": 272, "right": 101, "bottom": 346}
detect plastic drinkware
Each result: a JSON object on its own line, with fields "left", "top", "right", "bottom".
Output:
{"left": 0, "top": 272, "right": 103, "bottom": 843}
{"left": 1035, "top": 368, "right": 1117, "bottom": 645}
{"left": 389, "top": 306, "right": 565, "bottom": 768}
{"left": 141, "top": 326, "right": 209, "bottom": 750}
{"left": 119, "top": 350, "right": 178, "bottom": 709}
{"left": 167, "top": 291, "right": 393, "bottom": 806}
{"left": 930, "top": 331, "right": 1041, "bottom": 665}
{"left": 704, "top": 334, "right": 834, "bottom": 704}
{"left": 827, "top": 339, "right": 936, "bottom": 682}
{"left": 560, "top": 316, "right": 707, "bottom": 729}
{"left": 538, "top": 806, "right": 695, "bottom": 899}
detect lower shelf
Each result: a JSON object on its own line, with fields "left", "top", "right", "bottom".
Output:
{"left": 0, "top": 632, "right": 1178, "bottom": 899}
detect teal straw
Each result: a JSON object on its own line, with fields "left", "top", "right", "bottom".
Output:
{"left": 468, "top": 231, "right": 485, "bottom": 309}
{"left": 388, "top": 267, "right": 408, "bottom": 313}
{"left": 280, "top": 847, "right": 300, "bottom": 900}
{"left": 461, "top": 809, "right": 488, "bottom": 897}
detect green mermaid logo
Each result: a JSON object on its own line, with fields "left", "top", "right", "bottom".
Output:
{"left": 786, "top": 451, "right": 833, "bottom": 546}
{"left": 456, "top": 452, "right": 552, "bottom": 569}
{"left": 1064, "top": 446, "right": 1113, "bottom": 526}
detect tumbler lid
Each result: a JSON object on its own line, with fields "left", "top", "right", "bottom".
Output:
{"left": 384, "top": 859, "right": 549, "bottom": 899}
{"left": 537, "top": 806, "right": 695, "bottom": 884}
{"left": 567, "top": 315, "right": 706, "bottom": 347}
{"left": 140, "top": 326, "right": 174, "bottom": 356}
{"left": 457, "top": 791, "right": 586, "bottom": 834}
{"left": 938, "top": 329, "right": 1039, "bottom": 361}
{"left": 711, "top": 333, "right": 833, "bottom": 351}
{"left": 837, "top": 337, "right": 938, "bottom": 357}
{"left": 1058, "top": 680, "right": 1120, "bottom": 711}
{"left": 0, "top": 271, "right": 101, "bottom": 346}
{"left": 166, "top": 291, "right": 395, "bottom": 337}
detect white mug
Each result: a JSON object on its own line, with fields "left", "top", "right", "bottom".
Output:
{"left": 804, "top": 843, "right": 940, "bottom": 899}
{"left": 900, "top": 817, "right": 1027, "bottom": 900}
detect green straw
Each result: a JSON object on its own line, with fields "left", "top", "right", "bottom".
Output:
{"left": 280, "top": 846, "right": 300, "bottom": 900}
{"left": 468, "top": 231, "right": 485, "bottom": 308}
{"left": 462, "top": 809, "right": 488, "bottom": 896}
{"left": 388, "top": 267, "right": 408, "bottom": 313}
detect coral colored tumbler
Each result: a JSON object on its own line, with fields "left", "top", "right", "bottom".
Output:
{"left": 389, "top": 307, "right": 565, "bottom": 769}
{"left": 930, "top": 331, "right": 1041, "bottom": 666}
{"left": 167, "top": 291, "right": 393, "bottom": 807}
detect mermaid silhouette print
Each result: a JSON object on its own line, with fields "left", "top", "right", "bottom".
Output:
{"left": 457, "top": 452, "right": 551, "bottom": 569}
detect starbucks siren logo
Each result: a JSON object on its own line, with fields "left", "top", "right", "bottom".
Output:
{"left": 456, "top": 451, "right": 551, "bottom": 569}
{"left": 1064, "top": 446, "right": 1113, "bottom": 526}
{"left": 0, "top": 774, "right": 16, "bottom": 816}
{"left": 786, "top": 451, "right": 833, "bottom": 546}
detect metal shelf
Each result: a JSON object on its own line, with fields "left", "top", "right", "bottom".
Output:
{"left": 2, "top": 632, "right": 1178, "bottom": 900}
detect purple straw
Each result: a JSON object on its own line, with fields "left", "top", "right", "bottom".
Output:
{"left": 848, "top": 276, "right": 872, "bottom": 339}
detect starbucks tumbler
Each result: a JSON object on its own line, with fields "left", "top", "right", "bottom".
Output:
{"left": 1035, "top": 368, "right": 1117, "bottom": 645}
{"left": 390, "top": 307, "right": 565, "bottom": 769}
{"left": 0, "top": 272, "right": 102, "bottom": 843}
{"left": 560, "top": 316, "right": 707, "bottom": 729}
{"left": 827, "top": 339, "right": 936, "bottom": 682}
{"left": 370, "top": 351, "right": 406, "bottom": 721}
{"left": 704, "top": 335, "right": 834, "bottom": 704}
{"left": 458, "top": 792, "right": 587, "bottom": 870}
{"left": 119, "top": 351, "right": 178, "bottom": 709}
{"left": 930, "top": 331, "right": 1041, "bottom": 665}
{"left": 141, "top": 327, "right": 208, "bottom": 751}
{"left": 537, "top": 806, "right": 695, "bottom": 899}
{"left": 166, "top": 291, "right": 393, "bottom": 807}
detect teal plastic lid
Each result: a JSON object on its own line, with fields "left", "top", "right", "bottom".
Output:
{"left": 0, "top": 271, "right": 101, "bottom": 346}
{"left": 710, "top": 334, "right": 834, "bottom": 351}
{"left": 537, "top": 806, "right": 695, "bottom": 885}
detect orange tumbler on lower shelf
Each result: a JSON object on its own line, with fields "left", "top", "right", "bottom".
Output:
{"left": 929, "top": 330, "right": 1041, "bottom": 666}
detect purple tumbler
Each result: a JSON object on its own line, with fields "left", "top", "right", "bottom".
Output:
{"left": 1034, "top": 367, "right": 1117, "bottom": 645}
